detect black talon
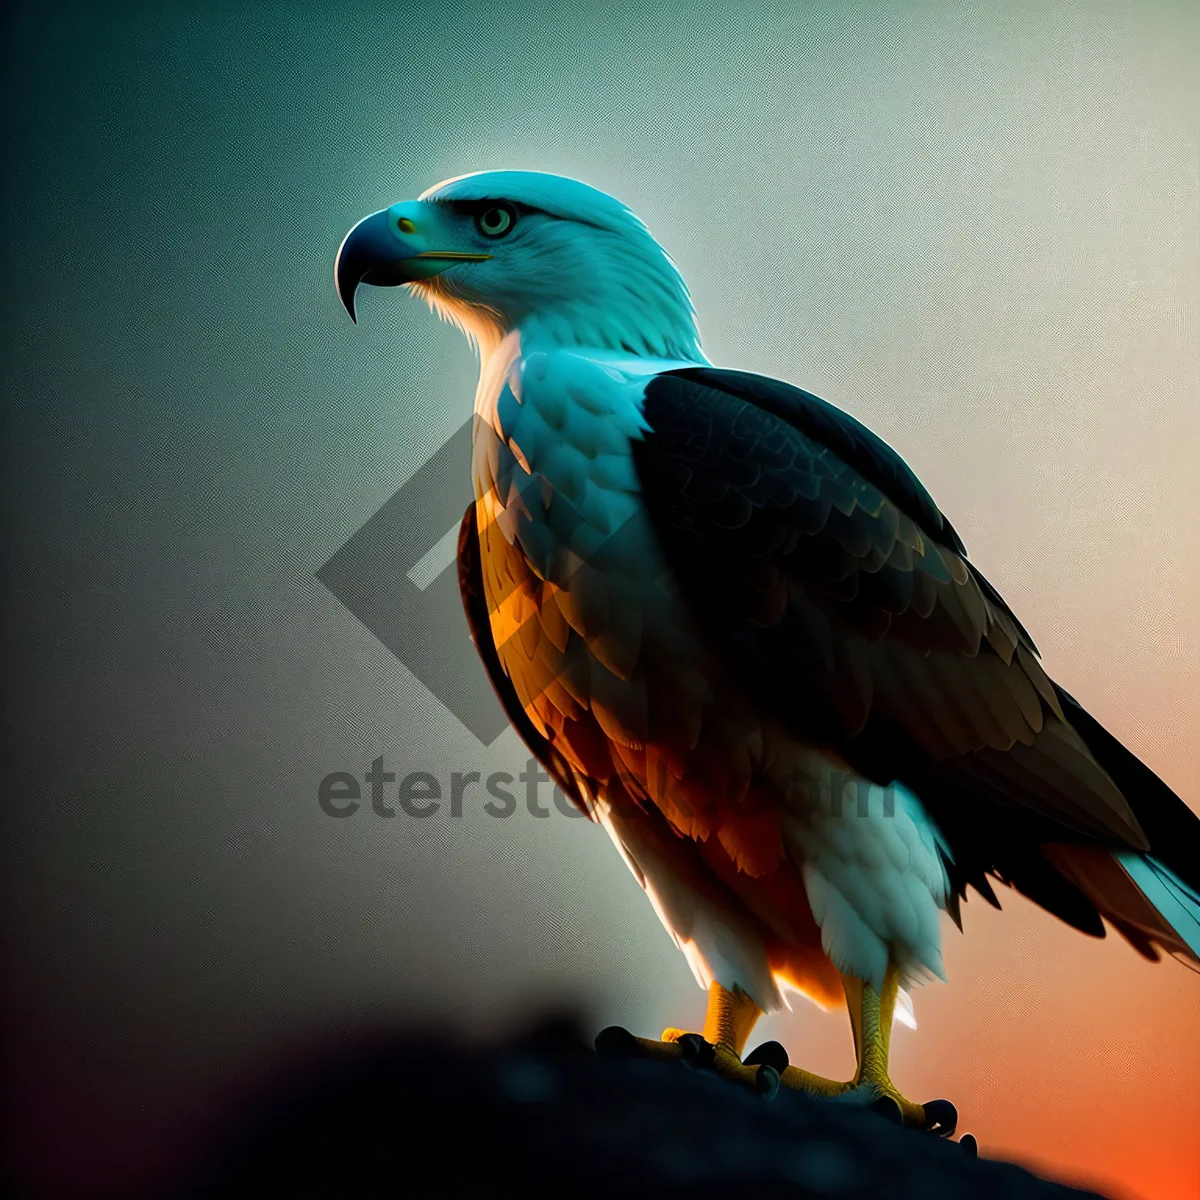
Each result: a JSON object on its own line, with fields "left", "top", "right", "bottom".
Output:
{"left": 959, "top": 1133, "right": 978, "bottom": 1157}
{"left": 743, "top": 1040, "right": 789, "bottom": 1073}
{"left": 869, "top": 1095, "right": 903, "bottom": 1125}
{"left": 677, "top": 1033, "right": 716, "bottom": 1069}
{"left": 594, "top": 1026, "right": 638, "bottom": 1057}
{"left": 920, "top": 1098, "right": 958, "bottom": 1137}
{"left": 754, "top": 1064, "right": 780, "bottom": 1100}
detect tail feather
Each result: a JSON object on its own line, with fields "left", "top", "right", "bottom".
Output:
{"left": 1040, "top": 844, "right": 1200, "bottom": 966}
{"left": 1054, "top": 684, "right": 1200, "bottom": 895}
{"left": 1116, "top": 853, "right": 1200, "bottom": 966}
{"left": 1050, "top": 682, "right": 1200, "bottom": 970}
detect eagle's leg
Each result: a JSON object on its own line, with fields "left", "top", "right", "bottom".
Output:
{"left": 777, "top": 964, "right": 957, "bottom": 1135}
{"left": 684, "top": 978, "right": 762, "bottom": 1056}
{"left": 596, "top": 972, "right": 956, "bottom": 1133}
{"left": 597, "top": 981, "right": 778, "bottom": 1093}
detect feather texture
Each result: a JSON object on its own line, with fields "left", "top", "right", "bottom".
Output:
{"left": 630, "top": 367, "right": 1197, "bottom": 961}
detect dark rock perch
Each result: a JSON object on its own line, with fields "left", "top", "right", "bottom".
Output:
{"left": 189, "top": 1016, "right": 1107, "bottom": 1198}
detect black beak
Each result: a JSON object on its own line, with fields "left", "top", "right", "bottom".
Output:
{"left": 334, "top": 209, "right": 409, "bottom": 323}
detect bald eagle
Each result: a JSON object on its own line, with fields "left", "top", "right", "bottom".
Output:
{"left": 335, "top": 170, "right": 1200, "bottom": 1132}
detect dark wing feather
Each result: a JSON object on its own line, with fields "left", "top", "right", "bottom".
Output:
{"left": 456, "top": 504, "right": 592, "bottom": 819}
{"left": 633, "top": 368, "right": 1198, "bottom": 948}
{"left": 677, "top": 367, "right": 969, "bottom": 557}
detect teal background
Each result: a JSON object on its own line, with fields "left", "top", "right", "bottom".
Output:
{"left": 4, "top": 2, "right": 1198, "bottom": 1196}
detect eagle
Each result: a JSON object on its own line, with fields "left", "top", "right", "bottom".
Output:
{"left": 335, "top": 170, "right": 1200, "bottom": 1133}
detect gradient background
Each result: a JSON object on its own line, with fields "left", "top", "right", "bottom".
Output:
{"left": 4, "top": 1, "right": 1198, "bottom": 1196}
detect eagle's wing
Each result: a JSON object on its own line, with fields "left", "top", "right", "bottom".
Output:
{"left": 457, "top": 503, "right": 594, "bottom": 819}
{"left": 631, "top": 367, "right": 1200, "bottom": 957}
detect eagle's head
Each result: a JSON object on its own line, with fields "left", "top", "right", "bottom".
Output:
{"left": 335, "top": 170, "right": 703, "bottom": 361}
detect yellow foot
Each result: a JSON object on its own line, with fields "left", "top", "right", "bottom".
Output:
{"left": 797, "top": 1072, "right": 957, "bottom": 1135}
{"left": 768, "top": 1044, "right": 957, "bottom": 1136}
{"left": 594, "top": 1027, "right": 957, "bottom": 1135}
{"left": 594, "top": 974, "right": 961, "bottom": 1141}
{"left": 594, "top": 1026, "right": 782, "bottom": 1097}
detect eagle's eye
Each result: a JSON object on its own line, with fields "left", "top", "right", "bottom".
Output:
{"left": 475, "top": 203, "right": 516, "bottom": 239}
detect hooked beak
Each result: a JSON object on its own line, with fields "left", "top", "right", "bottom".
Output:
{"left": 334, "top": 208, "right": 492, "bottom": 323}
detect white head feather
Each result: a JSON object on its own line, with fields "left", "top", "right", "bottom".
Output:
{"left": 411, "top": 170, "right": 704, "bottom": 363}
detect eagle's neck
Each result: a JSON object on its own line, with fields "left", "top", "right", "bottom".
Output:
{"left": 472, "top": 330, "right": 709, "bottom": 436}
{"left": 473, "top": 330, "right": 524, "bottom": 430}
